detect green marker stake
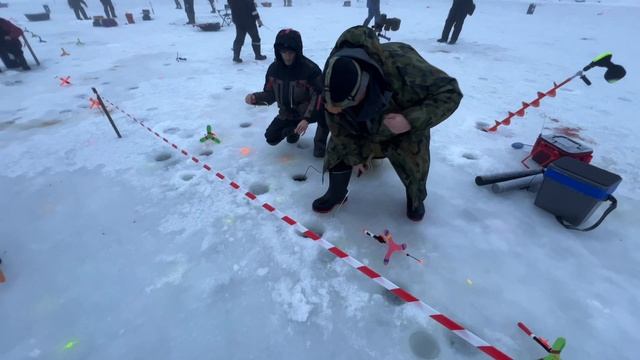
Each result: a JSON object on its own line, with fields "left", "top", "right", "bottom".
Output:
{"left": 200, "top": 125, "right": 221, "bottom": 144}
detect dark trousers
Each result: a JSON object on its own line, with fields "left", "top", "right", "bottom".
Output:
{"left": 184, "top": 0, "right": 195, "bottom": 23}
{"left": 233, "top": 23, "right": 261, "bottom": 51}
{"left": 73, "top": 6, "right": 90, "bottom": 20}
{"left": 265, "top": 117, "right": 298, "bottom": 145}
{"left": 101, "top": 1, "right": 116, "bottom": 18}
{"left": 0, "top": 39, "right": 28, "bottom": 69}
{"left": 440, "top": 10, "right": 467, "bottom": 43}
{"left": 363, "top": 7, "right": 381, "bottom": 27}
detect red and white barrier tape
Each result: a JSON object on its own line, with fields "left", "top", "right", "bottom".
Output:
{"left": 102, "top": 97, "right": 513, "bottom": 360}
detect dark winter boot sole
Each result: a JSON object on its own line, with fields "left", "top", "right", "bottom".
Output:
{"left": 312, "top": 167, "right": 351, "bottom": 213}
{"left": 233, "top": 58, "right": 243, "bottom": 63}
{"left": 407, "top": 202, "right": 425, "bottom": 222}
{"left": 255, "top": 55, "right": 267, "bottom": 60}
{"left": 437, "top": 38, "right": 447, "bottom": 43}
{"left": 312, "top": 196, "right": 348, "bottom": 213}
{"left": 407, "top": 211, "right": 425, "bottom": 222}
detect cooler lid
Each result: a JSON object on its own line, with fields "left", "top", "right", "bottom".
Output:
{"left": 549, "top": 157, "right": 622, "bottom": 188}
{"left": 541, "top": 134, "right": 593, "bottom": 154}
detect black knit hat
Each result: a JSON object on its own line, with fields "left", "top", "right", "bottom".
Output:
{"left": 327, "top": 57, "right": 362, "bottom": 104}
{"left": 275, "top": 28, "right": 302, "bottom": 54}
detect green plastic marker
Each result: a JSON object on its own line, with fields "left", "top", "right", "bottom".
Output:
{"left": 200, "top": 125, "right": 221, "bottom": 144}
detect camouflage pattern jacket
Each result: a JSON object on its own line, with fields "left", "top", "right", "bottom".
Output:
{"left": 323, "top": 26, "right": 463, "bottom": 169}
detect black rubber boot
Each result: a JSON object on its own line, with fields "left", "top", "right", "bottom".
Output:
{"left": 233, "top": 47, "right": 242, "bottom": 63}
{"left": 286, "top": 133, "right": 299, "bottom": 144}
{"left": 437, "top": 38, "right": 447, "bottom": 43}
{"left": 252, "top": 44, "right": 267, "bottom": 60}
{"left": 313, "top": 125, "right": 329, "bottom": 158}
{"left": 406, "top": 192, "right": 425, "bottom": 222}
{"left": 312, "top": 168, "right": 351, "bottom": 213}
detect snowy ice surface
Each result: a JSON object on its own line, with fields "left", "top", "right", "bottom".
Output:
{"left": 1, "top": 0, "right": 639, "bottom": 359}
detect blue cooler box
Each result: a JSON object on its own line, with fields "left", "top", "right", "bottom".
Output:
{"left": 534, "top": 157, "right": 621, "bottom": 229}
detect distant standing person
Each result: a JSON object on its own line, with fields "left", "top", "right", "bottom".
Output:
{"left": 437, "top": 0, "right": 475, "bottom": 45}
{"left": 228, "top": 0, "right": 267, "bottom": 63}
{"left": 100, "top": 0, "right": 116, "bottom": 19}
{"left": 68, "top": 0, "right": 90, "bottom": 20}
{"left": 184, "top": 0, "right": 196, "bottom": 24}
{"left": 363, "top": 0, "right": 381, "bottom": 27}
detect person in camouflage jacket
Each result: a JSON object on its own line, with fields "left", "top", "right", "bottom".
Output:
{"left": 312, "top": 26, "right": 462, "bottom": 221}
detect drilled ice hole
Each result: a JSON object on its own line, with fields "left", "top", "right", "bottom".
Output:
{"left": 249, "top": 183, "right": 269, "bottom": 195}
{"left": 292, "top": 174, "right": 307, "bottom": 182}
{"left": 295, "top": 222, "right": 325, "bottom": 239}
{"left": 409, "top": 331, "right": 441, "bottom": 359}
{"left": 462, "top": 153, "right": 478, "bottom": 160}
{"left": 155, "top": 153, "right": 172, "bottom": 162}
{"left": 163, "top": 127, "right": 180, "bottom": 134}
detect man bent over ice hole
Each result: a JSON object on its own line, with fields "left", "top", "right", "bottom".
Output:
{"left": 313, "top": 26, "right": 462, "bottom": 221}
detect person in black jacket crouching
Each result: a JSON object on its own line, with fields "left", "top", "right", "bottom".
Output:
{"left": 245, "top": 29, "right": 329, "bottom": 157}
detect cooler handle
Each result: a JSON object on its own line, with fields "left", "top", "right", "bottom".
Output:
{"left": 556, "top": 195, "right": 617, "bottom": 232}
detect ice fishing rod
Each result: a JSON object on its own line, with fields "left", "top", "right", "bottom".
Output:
{"left": 363, "top": 229, "right": 423, "bottom": 265}
{"left": 518, "top": 322, "right": 552, "bottom": 352}
{"left": 518, "top": 322, "right": 566, "bottom": 359}
{"left": 176, "top": 52, "right": 187, "bottom": 62}
{"left": 484, "top": 52, "right": 627, "bottom": 132}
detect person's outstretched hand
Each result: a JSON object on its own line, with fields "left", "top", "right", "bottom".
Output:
{"left": 294, "top": 119, "right": 309, "bottom": 135}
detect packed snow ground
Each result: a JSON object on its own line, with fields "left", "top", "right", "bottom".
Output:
{"left": 1, "top": 0, "right": 639, "bottom": 359}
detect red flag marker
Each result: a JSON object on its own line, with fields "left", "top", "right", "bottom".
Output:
{"left": 89, "top": 97, "right": 100, "bottom": 109}
{"left": 59, "top": 76, "right": 71, "bottom": 86}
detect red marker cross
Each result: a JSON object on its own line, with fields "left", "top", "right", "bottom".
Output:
{"left": 59, "top": 76, "right": 72, "bottom": 86}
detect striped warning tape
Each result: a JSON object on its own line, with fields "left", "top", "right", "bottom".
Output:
{"left": 102, "top": 97, "right": 513, "bottom": 360}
